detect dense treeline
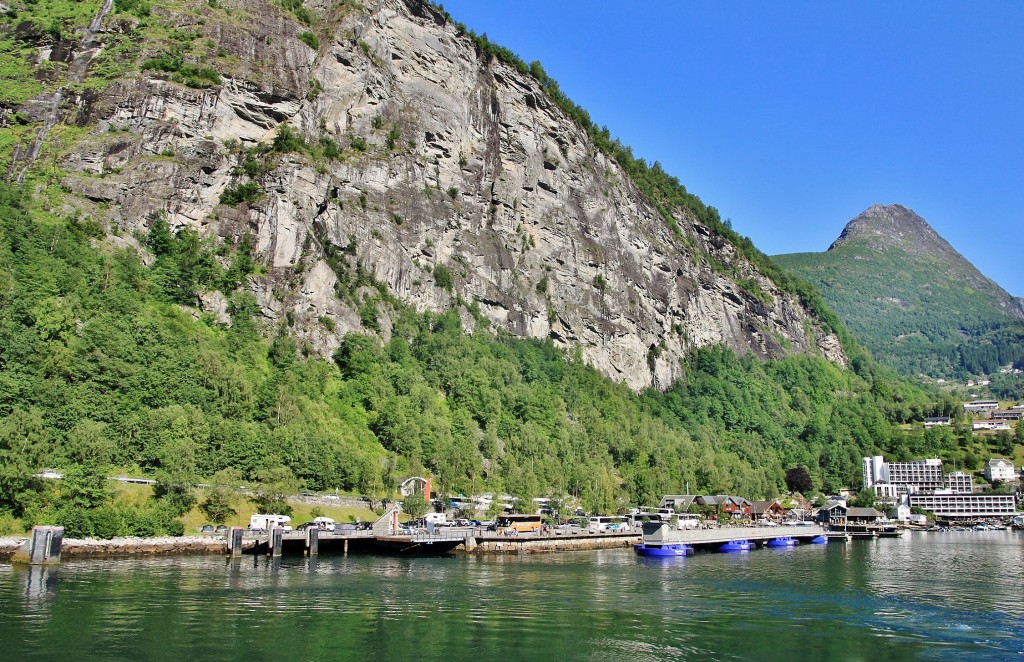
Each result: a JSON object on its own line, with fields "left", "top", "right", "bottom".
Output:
{"left": 0, "top": 183, "right": 947, "bottom": 534}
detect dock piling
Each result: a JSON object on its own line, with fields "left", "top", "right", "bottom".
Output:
{"left": 306, "top": 527, "right": 319, "bottom": 556}
{"left": 12, "top": 526, "right": 64, "bottom": 565}
{"left": 271, "top": 527, "right": 283, "bottom": 557}
{"left": 228, "top": 527, "right": 244, "bottom": 557}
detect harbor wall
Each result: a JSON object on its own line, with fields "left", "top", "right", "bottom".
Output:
{"left": 473, "top": 533, "right": 639, "bottom": 554}
{"left": 0, "top": 536, "right": 234, "bottom": 561}
{"left": 0, "top": 531, "right": 641, "bottom": 561}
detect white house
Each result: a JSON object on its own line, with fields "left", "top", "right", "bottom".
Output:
{"left": 984, "top": 459, "right": 1017, "bottom": 483}
{"left": 973, "top": 420, "right": 1011, "bottom": 431}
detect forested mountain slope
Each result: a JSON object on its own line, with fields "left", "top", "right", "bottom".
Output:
{"left": 0, "top": 182, "right": 938, "bottom": 529}
{"left": 0, "top": 1, "right": 953, "bottom": 534}
{"left": 774, "top": 205, "right": 1024, "bottom": 380}
{"left": 2, "top": 0, "right": 845, "bottom": 391}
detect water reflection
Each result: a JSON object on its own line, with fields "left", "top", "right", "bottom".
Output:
{"left": 0, "top": 534, "right": 1022, "bottom": 661}
{"left": 19, "top": 564, "right": 57, "bottom": 613}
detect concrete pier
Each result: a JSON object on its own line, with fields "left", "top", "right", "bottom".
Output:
{"left": 228, "top": 527, "right": 244, "bottom": 557}
{"left": 271, "top": 527, "right": 283, "bottom": 557}
{"left": 306, "top": 527, "right": 319, "bottom": 556}
{"left": 12, "top": 526, "right": 63, "bottom": 565}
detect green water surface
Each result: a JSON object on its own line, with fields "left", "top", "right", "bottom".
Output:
{"left": 1, "top": 531, "right": 1022, "bottom": 661}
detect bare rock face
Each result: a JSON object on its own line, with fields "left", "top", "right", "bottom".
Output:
{"left": 49, "top": 0, "right": 844, "bottom": 389}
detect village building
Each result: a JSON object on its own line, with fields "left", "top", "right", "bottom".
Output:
{"left": 923, "top": 416, "right": 952, "bottom": 428}
{"left": 659, "top": 495, "right": 697, "bottom": 512}
{"left": 908, "top": 493, "right": 1016, "bottom": 519}
{"left": 972, "top": 419, "right": 1011, "bottom": 431}
{"left": 984, "top": 459, "right": 1017, "bottom": 483}
{"left": 862, "top": 455, "right": 944, "bottom": 498}
{"left": 750, "top": 499, "right": 786, "bottom": 523}
{"left": 943, "top": 471, "right": 974, "bottom": 494}
{"left": 816, "top": 503, "right": 883, "bottom": 526}
{"left": 963, "top": 400, "right": 999, "bottom": 413}
{"left": 991, "top": 410, "right": 1023, "bottom": 421}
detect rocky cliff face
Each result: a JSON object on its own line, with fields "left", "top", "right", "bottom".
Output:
{"left": 7, "top": 0, "right": 845, "bottom": 389}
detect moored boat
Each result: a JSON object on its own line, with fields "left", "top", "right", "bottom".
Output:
{"left": 766, "top": 536, "right": 797, "bottom": 548}
{"left": 634, "top": 543, "right": 693, "bottom": 557}
{"left": 809, "top": 535, "right": 828, "bottom": 544}
{"left": 719, "top": 539, "right": 753, "bottom": 553}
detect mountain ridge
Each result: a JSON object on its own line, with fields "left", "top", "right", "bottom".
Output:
{"left": 829, "top": 204, "right": 1024, "bottom": 310}
{"left": 774, "top": 204, "right": 1024, "bottom": 379}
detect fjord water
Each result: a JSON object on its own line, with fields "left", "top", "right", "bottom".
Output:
{"left": 2, "top": 532, "right": 1022, "bottom": 661}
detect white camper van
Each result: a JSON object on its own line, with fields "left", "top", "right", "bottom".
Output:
{"left": 249, "top": 514, "right": 292, "bottom": 532}
{"left": 312, "top": 516, "right": 336, "bottom": 531}
{"left": 423, "top": 512, "right": 448, "bottom": 527}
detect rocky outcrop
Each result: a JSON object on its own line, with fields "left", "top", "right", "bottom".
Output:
{"left": 20, "top": 0, "right": 845, "bottom": 389}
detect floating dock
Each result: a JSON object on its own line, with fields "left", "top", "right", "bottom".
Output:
{"left": 641, "top": 522, "right": 828, "bottom": 552}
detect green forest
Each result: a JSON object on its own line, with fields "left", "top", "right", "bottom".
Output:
{"left": 1, "top": 0, "right": 1017, "bottom": 541}
{"left": 0, "top": 181, "right": 964, "bottom": 537}
{"left": 775, "top": 245, "right": 1024, "bottom": 385}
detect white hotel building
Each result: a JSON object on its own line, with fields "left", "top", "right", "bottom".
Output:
{"left": 908, "top": 493, "right": 1016, "bottom": 519}
{"left": 862, "top": 456, "right": 944, "bottom": 498}
{"left": 865, "top": 455, "right": 1019, "bottom": 519}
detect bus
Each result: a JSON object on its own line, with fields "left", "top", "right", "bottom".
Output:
{"left": 495, "top": 514, "right": 543, "bottom": 534}
{"left": 587, "top": 516, "right": 631, "bottom": 532}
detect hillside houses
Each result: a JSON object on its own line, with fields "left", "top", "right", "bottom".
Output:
{"left": 985, "top": 459, "right": 1017, "bottom": 483}
{"left": 963, "top": 400, "right": 999, "bottom": 413}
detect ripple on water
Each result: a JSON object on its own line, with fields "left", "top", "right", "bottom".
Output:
{"left": 1, "top": 537, "right": 1022, "bottom": 661}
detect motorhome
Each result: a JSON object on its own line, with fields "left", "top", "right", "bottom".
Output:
{"left": 675, "top": 513, "right": 704, "bottom": 530}
{"left": 249, "top": 514, "right": 292, "bottom": 532}
{"left": 424, "top": 512, "right": 448, "bottom": 527}
{"left": 312, "top": 516, "right": 336, "bottom": 531}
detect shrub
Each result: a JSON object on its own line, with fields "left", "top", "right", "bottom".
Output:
{"left": 385, "top": 125, "right": 400, "bottom": 150}
{"left": 434, "top": 264, "right": 453, "bottom": 291}
{"left": 220, "top": 182, "right": 262, "bottom": 206}
{"left": 142, "top": 55, "right": 221, "bottom": 88}
{"left": 115, "top": 0, "right": 151, "bottom": 18}
{"left": 298, "top": 31, "right": 319, "bottom": 50}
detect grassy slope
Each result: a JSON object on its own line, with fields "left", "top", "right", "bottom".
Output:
{"left": 774, "top": 244, "right": 1024, "bottom": 379}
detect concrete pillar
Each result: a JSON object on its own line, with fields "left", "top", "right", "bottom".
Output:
{"left": 343, "top": 538, "right": 348, "bottom": 556}
{"left": 463, "top": 533, "right": 477, "bottom": 552}
{"left": 229, "top": 527, "right": 244, "bottom": 557}
{"left": 271, "top": 527, "right": 283, "bottom": 557}
{"left": 306, "top": 527, "right": 319, "bottom": 556}
{"left": 13, "top": 526, "right": 63, "bottom": 565}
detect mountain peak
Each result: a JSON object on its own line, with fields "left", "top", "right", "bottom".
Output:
{"left": 828, "top": 204, "right": 956, "bottom": 259}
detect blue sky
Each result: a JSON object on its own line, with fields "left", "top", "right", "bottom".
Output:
{"left": 439, "top": 2, "right": 1023, "bottom": 296}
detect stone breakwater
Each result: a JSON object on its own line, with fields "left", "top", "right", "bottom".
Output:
{"left": 0, "top": 536, "right": 233, "bottom": 561}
